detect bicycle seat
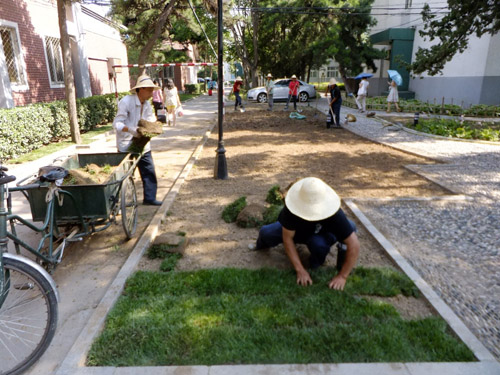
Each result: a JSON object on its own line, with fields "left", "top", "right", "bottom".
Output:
{"left": 38, "top": 166, "right": 68, "bottom": 182}
{"left": 0, "top": 174, "right": 16, "bottom": 185}
{"left": 1, "top": 166, "right": 8, "bottom": 171}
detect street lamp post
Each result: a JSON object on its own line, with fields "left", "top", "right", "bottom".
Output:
{"left": 214, "top": 0, "right": 228, "bottom": 179}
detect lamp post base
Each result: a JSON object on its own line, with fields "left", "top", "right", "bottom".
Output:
{"left": 214, "top": 145, "right": 228, "bottom": 180}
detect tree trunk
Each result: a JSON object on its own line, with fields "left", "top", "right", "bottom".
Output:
{"left": 338, "top": 64, "right": 355, "bottom": 94}
{"left": 137, "top": 0, "right": 178, "bottom": 75}
{"left": 250, "top": 1, "right": 259, "bottom": 88}
{"left": 57, "top": 0, "right": 81, "bottom": 144}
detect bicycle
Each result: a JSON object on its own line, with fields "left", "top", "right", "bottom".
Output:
{"left": 0, "top": 152, "right": 139, "bottom": 374}
{"left": 0, "top": 165, "right": 59, "bottom": 375}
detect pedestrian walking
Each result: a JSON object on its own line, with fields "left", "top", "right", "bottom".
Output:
{"left": 357, "top": 77, "right": 369, "bottom": 113}
{"left": 163, "top": 78, "right": 182, "bottom": 126}
{"left": 386, "top": 80, "right": 401, "bottom": 113}
{"left": 232, "top": 77, "right": 245, "bottom": 112}
{"left": 265, "top": 73, "right": 274, "bottom": 111}
{"left": 284, "top": 75, "right": 300, "bottom": 111}
{"left": 113, "top": 74, "right": 162, "bottom": 206}
{"left": 152, "top": 79, "right": 163, "bottom": 117}
{"left": 325, "top": 78, "right": 342, "bottom": 128}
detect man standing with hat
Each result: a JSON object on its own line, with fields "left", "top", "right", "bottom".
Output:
{"left": 232, "top": 76, "right": 245, "bottom": 112}
{"left": 265, "top": 73, "right": 274, "bottom": 111}
{"left": 325, "top": 78, "right": 342, "bottom": 128}
{"left": 250, "top": 177, "right": 360, "bottom": 290}
{"left": 113, "top": 74, "right": 162, "bottom": 206}
{"left": 285, "top": 75, "right": 300, "bottom": 111}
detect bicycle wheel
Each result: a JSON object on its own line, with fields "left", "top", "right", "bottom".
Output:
{"left": 121, "top": 175, "right": 138, "bottom": 240}
{"left": 0, "top": 255, "right": 58, "bottom": 375}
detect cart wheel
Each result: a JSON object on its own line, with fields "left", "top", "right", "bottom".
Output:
{"left": 121, "top": 176, "right": 138, "bottom": 239}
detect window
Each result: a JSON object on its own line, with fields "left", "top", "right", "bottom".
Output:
{"left": 0, "top": 25, "right": 27, "bottom": 87}
{"left": 310, "top": 70, "right": 318, "bottom": 78}
{"left": 44, "top": 36, "right": 64, "bottom": 85}
{"left": 405, "top": 0, "right": 412, "bottom": 8}
{"left": 327, "top": 66, "right": 339, "bottom": 78}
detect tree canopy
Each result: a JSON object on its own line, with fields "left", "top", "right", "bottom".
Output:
{"left": 109, "top": 0, "right": 381, "bottom": 86}
{"left": 411, "top": 0, "right": 500, "bottom": 75}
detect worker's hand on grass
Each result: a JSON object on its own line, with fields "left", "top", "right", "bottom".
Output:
{"left": 296, "top": 269, "right": 313, "bottom": 286}
{"left": 328, "top": 274, "right": 347, "bottom": 291}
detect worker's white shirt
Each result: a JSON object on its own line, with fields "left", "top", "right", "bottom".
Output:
{"left": 113, "top": 94, "right": 156, "bottom": 152}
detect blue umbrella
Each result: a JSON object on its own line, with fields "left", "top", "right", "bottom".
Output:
{"left": 354, "top": 72, "right": 373, "bottom": 79}
{"left": 387, "top": 70, "right": 403, "bottom": 86}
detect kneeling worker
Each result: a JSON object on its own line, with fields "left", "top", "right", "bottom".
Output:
{"left": 250, "top": 177, "right": 360, "bottom": 290}
{"left": 113, "top": 74, "right": 162, "bottom": 206}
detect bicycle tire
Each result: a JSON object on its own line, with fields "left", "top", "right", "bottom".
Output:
{"left": 121, "top": 175, "right": 138, "bottom": 240}
{"left": 0, "top": 256, "right": 58, "bottom": 375}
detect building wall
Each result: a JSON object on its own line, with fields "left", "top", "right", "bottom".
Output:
{"left": 0, "top": 0, "right": 66, "bottom": 106}
{"left": 0, "top": 0, "right": 130, "bottom": 108}
{"left": 80, "top": 6, "right": 130, "bottom": 95}
{"left": 370, "top": 0, "right": 500, "bottom": 106}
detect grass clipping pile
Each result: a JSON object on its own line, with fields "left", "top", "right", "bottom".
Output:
{"left": 63, "top": 164, "right": 113, "bottom": 185}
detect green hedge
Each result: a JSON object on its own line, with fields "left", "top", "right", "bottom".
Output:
{"left": 0, "top": 104, "right": 53, "bottom": 159}
{"left": 343, "top": 96, "right": 500, "bottom": 117}
{"left": 184, "top": 83, "right": 203, "bottom": 94}
{"left": 0, "top": 93, "right": 126, "bottom": 160}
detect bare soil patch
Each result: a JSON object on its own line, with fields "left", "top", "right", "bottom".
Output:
{"left": 140, "top": 103, "right": 450, "bottom": 318}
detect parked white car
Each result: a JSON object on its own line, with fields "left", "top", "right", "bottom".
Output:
{"left": 247, "top": 79, "right": 316, "bottom": 103}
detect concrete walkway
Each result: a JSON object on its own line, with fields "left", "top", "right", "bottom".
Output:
{"left": 7, "top": 95, "right": 498, "bottom": 374}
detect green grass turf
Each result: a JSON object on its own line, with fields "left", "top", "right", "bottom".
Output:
{"left": 87, "top": 267, "right": 475, "bottom": 366}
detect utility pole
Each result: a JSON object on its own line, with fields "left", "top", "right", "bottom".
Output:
{"left": 214, "top": 0, "right": 227, "bottom": 179}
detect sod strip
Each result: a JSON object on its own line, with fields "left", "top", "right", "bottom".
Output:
{"left": 87, "top": 267, "right": 474, "bottom": 366}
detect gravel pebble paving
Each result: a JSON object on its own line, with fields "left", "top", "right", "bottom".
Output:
{"left": 316, "top": 104, "right": 500, "bottom": 360}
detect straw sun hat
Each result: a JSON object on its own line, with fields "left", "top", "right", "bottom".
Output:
{"left": 131, "top": 75, "right": 161, "bottom": 91}
{"left": 235, "top": 76, "right": 243, "bottom": 82}
{"left": 285, "top": 177, "right": 341, "bottom": 221}
{"left": 291, "top": 74, "right": 297, "bottom": 79}
{"left": 267, "top": 73, "right": 273, "bottom": 78}
{"left": 329, "top": 78, "right": 337, "bottom": 85}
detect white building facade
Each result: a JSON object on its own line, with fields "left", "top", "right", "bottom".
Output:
{"left": 369, "top": 0, "right": 500, "bottom": 106}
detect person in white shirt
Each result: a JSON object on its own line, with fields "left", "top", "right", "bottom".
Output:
{"left": 113, "top": 75, "right": 162, "bottom": 206}
{"left": 356, "top": 77, "right": 369, "bottom": 113}
{"left": 163, "top": 78, "right": 182, "bottom": 126}
{"left": 265, "top": 73, "right": 274, "bottom": 111}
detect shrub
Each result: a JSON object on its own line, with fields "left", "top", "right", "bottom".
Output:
{"left": 0, "top": 104, "right": 53, "bottom": 160}
{"left": 0, "top": 93, "right": 126, "bottom": 161}
{"left": 47, "top": 100, "right": 70, "bottom": 140}
{"left": 221, "top": 196, "right": 247, "bottom": 223}
{"left": 184, "top": 84, "right": 202, "bottom": 94}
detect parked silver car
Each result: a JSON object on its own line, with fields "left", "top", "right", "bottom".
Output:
{"left": 247, "top": 79, "right": 316, "bottom": 103}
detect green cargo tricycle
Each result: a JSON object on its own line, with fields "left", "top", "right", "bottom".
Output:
{"left": 12, "top": 152, "right": 140, "bottom": 271}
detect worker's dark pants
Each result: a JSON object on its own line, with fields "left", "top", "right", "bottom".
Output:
{"left": 137, "top": 151, "right": 158, "bottom": 203}
{"left": 256, "top": 220, "right": 356, "bottom": 269}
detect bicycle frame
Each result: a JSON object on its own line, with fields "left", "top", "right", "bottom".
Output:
{"left": 1, "top": 181, "right": 88, "bottom": 267}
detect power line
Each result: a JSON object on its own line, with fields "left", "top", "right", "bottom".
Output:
{"left": 187, "top": 0, "right": 217, "bottom": 59}
{"left": 233, "top": 6, "right": 449, "bottom": 16}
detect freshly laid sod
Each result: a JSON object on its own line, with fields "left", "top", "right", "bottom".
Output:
{"left": 87, "top": 267, "right": 475, "bottom": 366}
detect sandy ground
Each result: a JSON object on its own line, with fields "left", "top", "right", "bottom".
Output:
{"left": 138, "top": 103, "right": 450, "bottom": 319}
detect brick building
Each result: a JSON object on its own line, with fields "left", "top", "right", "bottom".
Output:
{"left": 0, "top": 0, "right": 130, "bottom": 109}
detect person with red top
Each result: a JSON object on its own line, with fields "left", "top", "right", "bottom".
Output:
{"left": 284, "top": 75, "right": 300, "bottom": 111}
{"left": 232, "top": 76, "right": 245, "bottom": 112}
